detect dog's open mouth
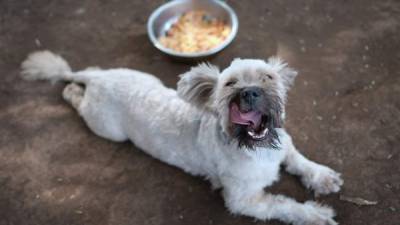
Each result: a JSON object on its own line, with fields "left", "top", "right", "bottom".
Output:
{"left": 229, "top": 103, "right": 269, "bottom": 140}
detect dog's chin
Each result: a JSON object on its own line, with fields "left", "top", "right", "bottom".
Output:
{"left": 231, "top": 118, "right": 280, "bottom": 149}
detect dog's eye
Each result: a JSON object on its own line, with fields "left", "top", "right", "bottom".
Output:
{"left": 266, "top": 74, "right": 273, "bottom": 80}
{"left": 225, "top": 80, "right": 237, "bottom": 87}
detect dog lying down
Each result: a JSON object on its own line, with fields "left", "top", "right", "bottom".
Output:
{"left": 21, "top": 51, "right": 343, "bottom": 225}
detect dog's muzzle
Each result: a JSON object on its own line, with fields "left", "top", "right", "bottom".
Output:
{"left": 229, "top": 86, "right": 282, "bottom": 148}
{"left": 230, "top": 87, "right": 269, "bottom": 139}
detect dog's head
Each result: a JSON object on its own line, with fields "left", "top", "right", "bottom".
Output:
{"left": 177, "top": 58, "right": 297, "bottom": 149}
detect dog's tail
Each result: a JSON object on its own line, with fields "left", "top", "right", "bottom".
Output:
{"left": 21, "top": 50, "right": 86, "bottom": 83}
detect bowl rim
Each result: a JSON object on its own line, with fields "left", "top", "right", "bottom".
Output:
{"left": 147, "top": 0, "right": 239, "bottom": 58}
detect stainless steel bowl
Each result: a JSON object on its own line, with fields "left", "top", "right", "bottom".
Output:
{"left": 147, "top": 0, "right": 238, "bottom": 59}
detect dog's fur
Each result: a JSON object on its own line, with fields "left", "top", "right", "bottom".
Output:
{"left": 21, "top": 51, "right": 343, "bottom": 225}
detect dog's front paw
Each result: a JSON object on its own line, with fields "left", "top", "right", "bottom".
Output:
{"left": 302, "top": 165, "right": 343, "bottom": 195}
{"left": 299, "top": 201, "right": 337, "bottom": 225}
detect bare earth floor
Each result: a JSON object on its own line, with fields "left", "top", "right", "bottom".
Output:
{"left": 0, "top": 1, "right": 399, "bottom": 225}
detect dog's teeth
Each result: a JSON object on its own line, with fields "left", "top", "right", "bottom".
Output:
{"left": 247, "top": 127, "right": 269, "bottom": 139}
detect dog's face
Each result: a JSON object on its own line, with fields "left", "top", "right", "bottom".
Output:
{"left": 177, "top": 58, "right": 297, "bottom": 149}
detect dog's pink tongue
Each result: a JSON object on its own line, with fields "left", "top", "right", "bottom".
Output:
{"left": 230, "top": 103, "right": 262, "bottom": 129}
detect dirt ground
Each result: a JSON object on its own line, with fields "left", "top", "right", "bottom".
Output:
{"left": 1, "top": 0, "right": 399, "bottom": 225}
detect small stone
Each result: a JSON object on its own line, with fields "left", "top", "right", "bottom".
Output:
{"left": 179, "top": 215, "right": 184, "bottom": 220}
{"left": 387, "top": 154, "right": 393, "bottom": 159}
{"left": 389, "top": 206, "right": 396, "bottom": 212}
{"left": 365, "top": 45, "right": 369, "bottom": 51}
{"left": 326, "top": 15, "right": 333, "bottom": 22}
{"left": 332, "top": 115, "right": 336, "bottom": 120}
{"left": 35, "top": 38, "right": 41, "bottom": 47}
{"left": 57, "top": 177, "right": 63, "bottom": 182}
{"left": 335, "top": 91, "right": 339, "bottom": 96}
{"left": 75, "top": 210, "right": 83, "bottom": 215}
{"left": 300, "top": 46, "right": 307, "bottom": 52}
{"left": 313, "top": 100, "right": 317, "bottom": 106}
{"left": 365, "top": 64, "right": 370, "bottom": 68}
{"left": 317, "top": 43, "right": 323, "bottom": 48}
{"left": 371, "top": 80, "right": 375, "bottom": 85}
{"left": 303, "top": 81, "right": 308, "bottom": 86}
{"left": 352, "top": 102, "right": 359, "bottom": 107}
{"left": 362, "top": 55, "right": 367, "bottom": 61}
{"left": 316, "top": 116, "right": 323, "bottom": 121}
{"left": 75, "top": 8, "right": 85, "bottom": 15}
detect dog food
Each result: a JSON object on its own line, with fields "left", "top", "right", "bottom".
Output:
{"left": 158, "top": 10, "right": 231, "bottom": 53}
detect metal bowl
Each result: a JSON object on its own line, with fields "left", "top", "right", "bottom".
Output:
{"left": 147, "top": 0, "right": 238, "bottom": 59}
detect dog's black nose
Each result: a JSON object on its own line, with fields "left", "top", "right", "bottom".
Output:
{"left": 240, "top": 87, "right": 263, "bottom": 101}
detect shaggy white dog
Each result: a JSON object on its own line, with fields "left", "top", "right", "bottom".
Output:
{"left": 22, "top": 51, "right": 343, "bottom": 225}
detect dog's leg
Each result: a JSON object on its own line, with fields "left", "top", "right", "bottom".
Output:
{"left": 63, "top": 83, "right": 84, "bottom": 110}
{"left": 223, "top": 187, "right": 337, "bottom": 225}
{"left": 283, "top": 139, "right": 343, "bottom": 196}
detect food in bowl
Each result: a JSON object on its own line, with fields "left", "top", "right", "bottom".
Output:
{"left": 158, "top": 10, "right": 231, "bottom": 53}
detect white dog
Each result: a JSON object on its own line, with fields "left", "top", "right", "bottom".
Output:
{"left": 21, "top": 51, "right": 343, "bottom": 225}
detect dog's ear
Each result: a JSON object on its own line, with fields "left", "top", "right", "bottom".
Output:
{"left": 268, "top": 57, "right": 298, "bottom": 90}
{"left": 177, "top": 63, "right": 219, "bottom": 110}
{"left": 279, "top": 66, "right": 298, "bottom": 89}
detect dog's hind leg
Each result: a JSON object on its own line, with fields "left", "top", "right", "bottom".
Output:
{"left": 63, "top": 83, "right": 84, "bottom": 110}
